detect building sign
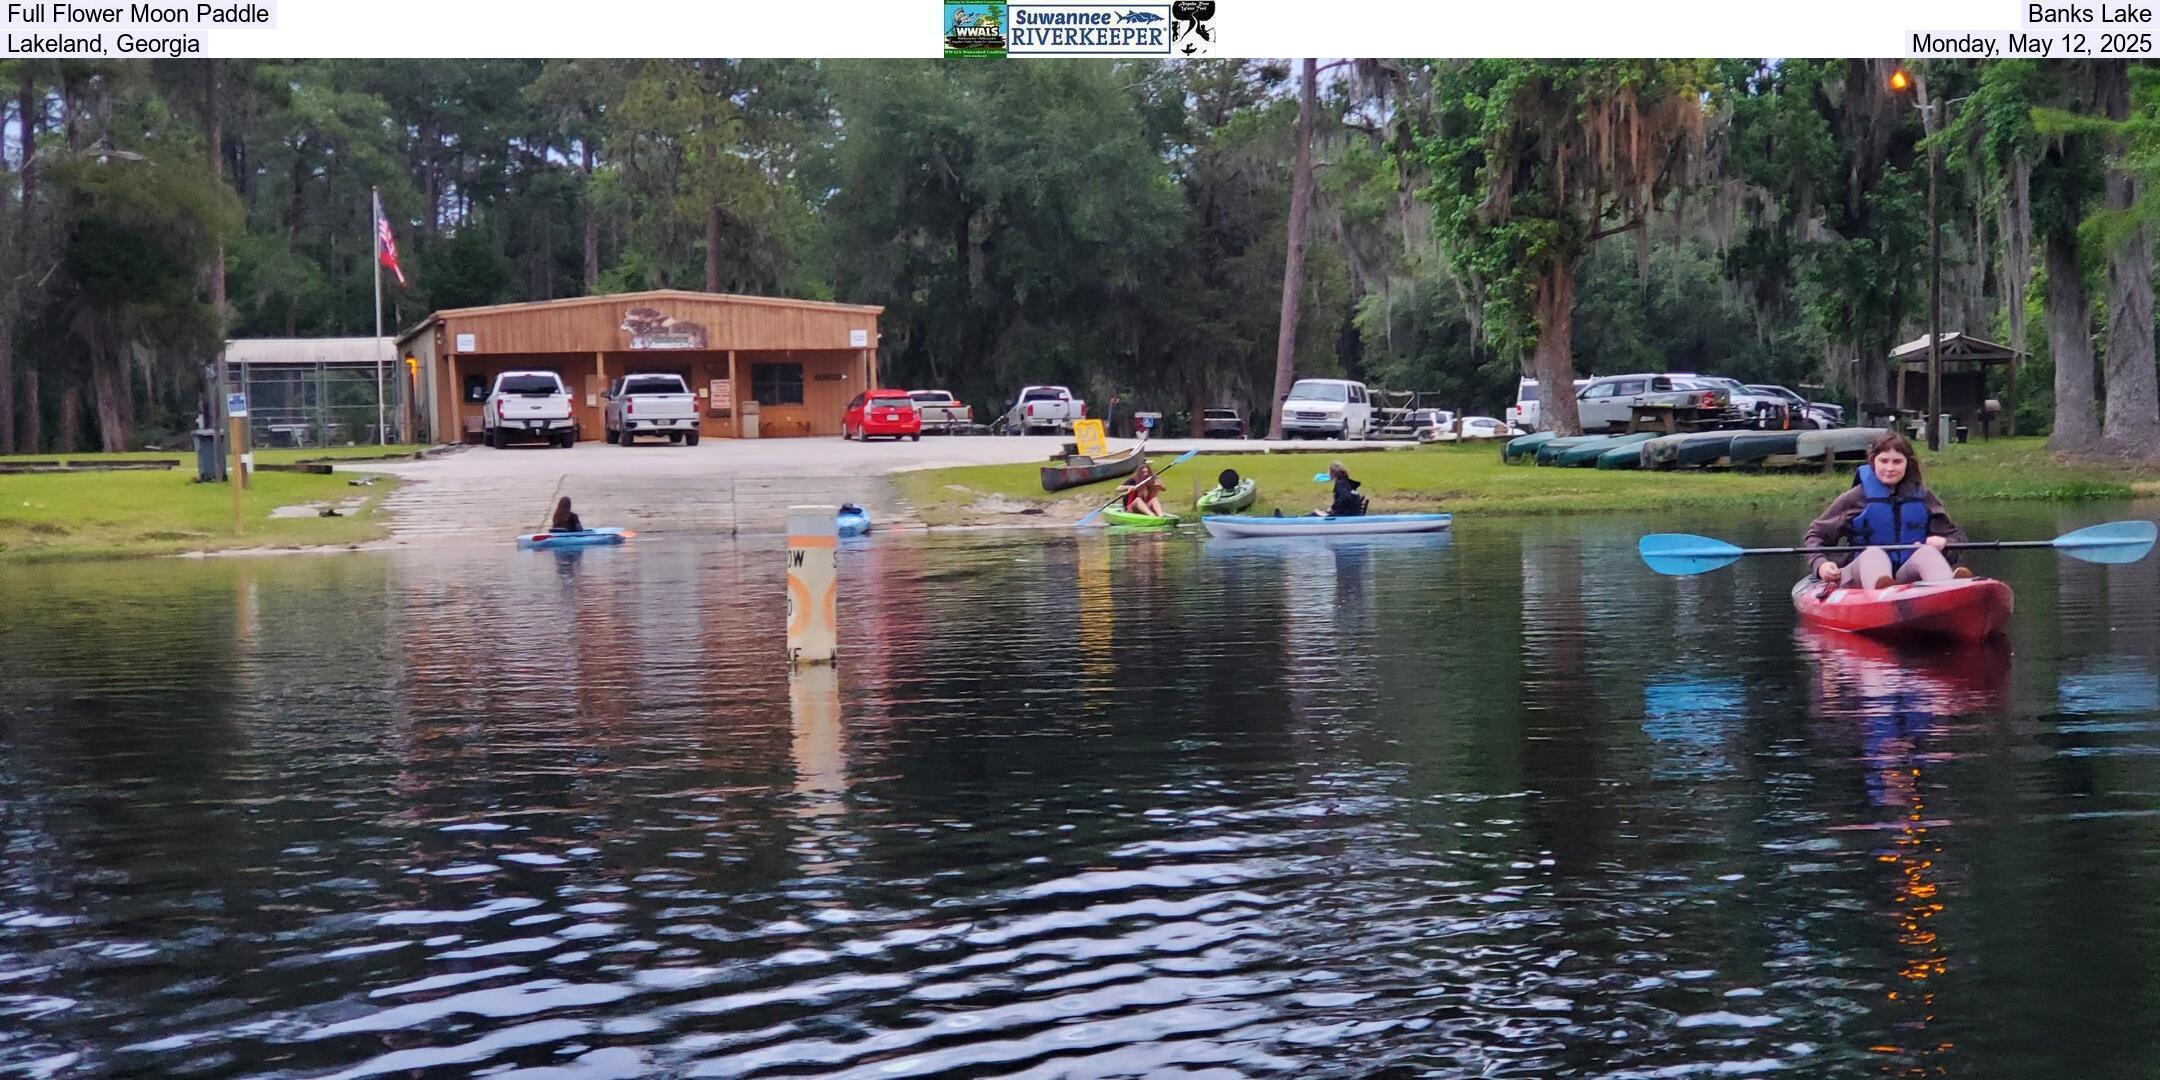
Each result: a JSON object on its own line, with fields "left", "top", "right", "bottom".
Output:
{"left": 455, "top": 333, "right": 476, "bottom": 352}
{"left": 620, "top": 307, "right": 709, "bottom": 350}
{"left": 850, "top": 329, "right": 869, "bottom": 347}
{"left": 710, "top": 378, "right": 731, "bottom": 403}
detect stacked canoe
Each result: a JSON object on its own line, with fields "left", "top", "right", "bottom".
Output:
{"left": 1510, "top": 426, "right": 1890, "bottom": 470}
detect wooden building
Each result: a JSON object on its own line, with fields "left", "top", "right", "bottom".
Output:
{"left": 397, "top": 290, "right": 884, "bottom": 444}
{"left": 1889, "top": 332, "right": 2018, "bottom": 437}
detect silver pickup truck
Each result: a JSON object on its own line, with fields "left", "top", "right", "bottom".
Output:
{"left": 605, "top": 373, "right": 701, "bottom": 446}
{"left": 909, "top": 389, "right": 973, "bottom": 434}
{"left": 1574, "top": 374, "right": 1736, "bottom": 433}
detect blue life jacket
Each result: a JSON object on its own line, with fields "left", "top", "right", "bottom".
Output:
{"left": 1849, "top": 465, "right": 1931, "bottom": 567}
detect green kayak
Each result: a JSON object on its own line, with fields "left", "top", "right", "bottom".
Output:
{"left": 1101, "top": 508, "right": 1179, "bottom": 528}
{"left": 1595, "top": 442, "right": 1646, "bottom": 469}
{"left": 1196, "top": 478, "right": 1257, "bottom": 513}
{"left": 1550, "top": 432, "right": 1658, "bottom": 467}
{"left": 1502, "top": 430, "right": 1558, "bottom": 463}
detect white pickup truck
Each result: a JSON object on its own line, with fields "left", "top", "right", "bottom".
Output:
{"left": 1002, "top": 385, "right": 1086, "bottom": 435}
{"left": 605, "top": 373, "right": 701, "bottom": 446}
{"left": 909, "top": 389, "right": 973, "bottom": 434}
{"left": 484, "top": 371, "right": 577, "bottom": 448}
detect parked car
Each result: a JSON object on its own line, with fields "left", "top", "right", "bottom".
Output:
{"left": 1002, "top": 385, "right": 1086, "bottom": 435}
{"left": 604, "top": 373, "right": 700, "bottom": 446}
{"left": 1200, "top": 408, "right": 1246, "bottom": 439}
{"left": 1573, "top": 373, "right": 1735, "bottom": 433}
{"left": 1509, "top": 377, "right": 1593, "bottom": 432}
{"left": 484, "top": 370, "right": 576, "bottom": 448}
{"left": 909, "top": 389, "right": 973, "bottom": 434}
{"left": 1419, "top": 415, "right": 1517, "bottom": 442}
{"left": 1746, "top": 384, "right": 1843, "bottom": 429}
{"left": 1406, "top": 408, "right": 1455, "bottom": 436}
{"left": 844, "top": 389, "right": 923, "bottom": 441}
{"left": 1280, "top": 378, "right": 1374, "bottom": 439}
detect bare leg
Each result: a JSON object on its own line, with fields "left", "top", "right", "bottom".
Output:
{"left": 1840, "top": 547, "right": 1895, "bottom": 588}
{"left": 1896, "top": 545, "right": 1955, "bottom": 583}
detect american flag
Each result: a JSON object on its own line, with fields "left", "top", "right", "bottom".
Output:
{"left": 375, "top": 206, "right": 406, "bottom": 287}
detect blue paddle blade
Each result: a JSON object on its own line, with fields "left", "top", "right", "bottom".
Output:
{"left": 2055, "top": 520, "right": 2159, "bottom": 564}
{"left": 1638, "top": 533, "right": 1746, "bottom": 576}
{"left": 1313, "top": 472, "right": 1330, "bottom": 483}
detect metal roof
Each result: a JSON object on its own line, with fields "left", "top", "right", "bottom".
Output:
{"left": 223, "top": 338, "right": 396, "bottom": 366}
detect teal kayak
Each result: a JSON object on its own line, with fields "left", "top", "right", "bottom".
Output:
{"left": 1502, "top": 431, "right": 1558, "bottom": 463}
{"left": 1531, "top": 435, "right": 1608, "bottom": 465}
{"left": 1550, "top": 432, "right": 1658, "bottom": 467}
{"left": 1727, "top": 431, "right": 1801, "bottom": 465}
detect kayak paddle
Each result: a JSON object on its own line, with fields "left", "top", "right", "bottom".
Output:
{"left": 1076, "top": 446, "right": 1201, "bottom": 528}
{"left": 1639, "top": 520, "right": 2158, "bottom": 577}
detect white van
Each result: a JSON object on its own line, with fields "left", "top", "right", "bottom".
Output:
{"left": 1280, "top": 378, "right": 1373, "bottom": 439}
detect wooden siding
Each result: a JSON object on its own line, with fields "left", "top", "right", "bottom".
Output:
{"left": 433, "top": 290, "right": 878, "bottom": 356}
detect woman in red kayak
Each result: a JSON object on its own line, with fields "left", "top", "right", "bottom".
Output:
{"left": 1805, "top": 433, "right": 1971, "bottom": 589}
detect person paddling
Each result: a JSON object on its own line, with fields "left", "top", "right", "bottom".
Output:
{"left": 1119, "top": 462, "right": 1166, "bottom": 517}
{"left": 1316, "top": 461, "right": 1368, "bottom": 518}
{"left": 1805, "top": 433, "right": 1970, "bottom": 589}
{"left": 550, "top": 496, "right": 583, "bottom": 533}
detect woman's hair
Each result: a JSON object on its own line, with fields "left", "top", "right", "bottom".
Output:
{"left": 552, "top": 496, "right": 577, "bottom": 529}
{"left": 1328, "top": 461, "right": 1349, "bottom": 481}
{"left": 1867, "top": 432, "right": 1923, "bottom": 488}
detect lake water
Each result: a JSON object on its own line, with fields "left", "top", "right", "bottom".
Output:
{"left": 3, "top": 505, "right": 2159, "bottom": 1078}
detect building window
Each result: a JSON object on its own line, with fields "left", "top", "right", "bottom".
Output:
{"left": 751, "top": 363, "right": 804, "bottom": 405}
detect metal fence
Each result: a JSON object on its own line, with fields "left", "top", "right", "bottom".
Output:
{"left": 228, "top": 362, "right": 401, "bottom": 448}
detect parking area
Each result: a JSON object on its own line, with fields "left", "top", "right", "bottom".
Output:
{"left": 349, "top": 434, "right": 1412, "bottom": 544}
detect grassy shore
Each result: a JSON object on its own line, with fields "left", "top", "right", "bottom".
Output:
{"left": 893, "top": 437, "right": 2151, "bottom": 526}
{"left": 0, "top": 444, "right": 426, "bottom": 466}
{"left": 0, "top": 452, "right": 408, "bottom": 562}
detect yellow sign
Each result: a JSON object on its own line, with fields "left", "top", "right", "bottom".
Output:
{"left": 1072, "top": 418, "right": 1107, "bottom": 460}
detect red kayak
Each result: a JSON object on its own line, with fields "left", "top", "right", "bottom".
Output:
{"left": 1790, "top": 576, "right": 2014, "bottom": 642}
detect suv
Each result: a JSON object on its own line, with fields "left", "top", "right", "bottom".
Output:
{"left": 1280, "top": 378, "right": 1373, "bottom": 439}
{"left": 1200, "top": 408, "right": 1246, "bottom": 439}
{"left": 1747, "top": 384, "right": 1843, "bottom": 429}
{"left": 1510, "top": 377, "right": 1593, "bottom": 432}
{"left": 484, "top": 371, "right": 576, "bottom": 448}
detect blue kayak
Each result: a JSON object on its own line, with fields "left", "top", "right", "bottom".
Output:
{"left": 1202, "top": 513, "right": 1452, "bottom": 539}
{"left": 516, "top": 527, "right": 633, "bottom": 550}
{"left": 837, "top": 506, "right": 872, "bottom": 536}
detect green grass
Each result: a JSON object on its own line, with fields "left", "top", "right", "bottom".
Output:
{"left": 892, "top": 437, "right": 2144, "bottom": 526}
{"left": 0, "top": 444, "right": 425, "bottom": 466}
{"left": 0, "top": 468, "right": 399, "bottom": 562}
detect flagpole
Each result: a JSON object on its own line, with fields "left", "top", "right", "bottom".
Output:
{"left": 372, "top": 186, "right": 386, "bottom": 445}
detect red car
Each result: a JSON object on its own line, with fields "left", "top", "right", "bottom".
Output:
{"left": 843, "top": 390, "right": 922, "bottom": 441}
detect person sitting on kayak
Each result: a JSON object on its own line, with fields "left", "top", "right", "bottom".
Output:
{"left": 1805, "top": 433, "right": 1970, "bottom": 589}
{"left": 1120, "top": 463, "right": 1166, "bottom": 517}
{"left": 1215, "top": 468, "right": 1242, "bottom": 496}
{"left": 550, "top": 496, "right": 583, "bottom": 533}
{"left": 1316, "top": 461, "right": 1368, "bottom": 517}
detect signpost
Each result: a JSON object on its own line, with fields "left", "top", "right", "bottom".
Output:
{"left": 226, "top": 391, "right": 249, "bottom": 534}
{"left": 1071, "top": 418, "right": 1108, "bottom": 460}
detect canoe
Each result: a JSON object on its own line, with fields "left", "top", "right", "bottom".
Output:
{"left": 1196, "top": 478, "right": 1257, "bottom": 513}
{"left": 1641, "top": 431, "right": 1733, "bottom": 468}
{"left": 837, "top": 506, "right": 872, "bottom": 536}
{"left": 1531, "top": 435, "right": 1608, "bottom": 465}
{"left": 1673, "top": 433, "right": 1738, "bottom": 466}
{"left": 1101, "top": 508, "right": 1178, "bottom": 528}
{"left": 1797, "top": 427, "right": 1890, "bottom": 460}
{"left": 1550, "top": 432, "right": 1658, "bottom": 467}
{"left": 1790, "top": 575, "right": 2014, "bottom": 642}
{"left": 516, "top": 526, "right": 633, "bottom": 550}
{"left": 1203, "top": 512, "right": 1452, "bottom": 539}
{"left": 1727, "top": 431, "right": 1801, "bottom": 465}
{"left": 1502, "top": 431, "right": 1558, "bottom": 463}
{"left": 1041, "top": 446, "right": 1143, "bottom": 491}
{"left": 1595, "top": 442, "right": 1646, "bottom": 470}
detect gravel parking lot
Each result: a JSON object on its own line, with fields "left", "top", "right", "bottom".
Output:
{"left": 348, "top": 434, "right": 1410, "bottom": 544}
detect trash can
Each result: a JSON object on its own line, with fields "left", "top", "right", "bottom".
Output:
{"left": 740, "top": 400, "right": 761, "bottom": 439}
{"left": 194, "top": 428, "right": 223, "bottom": 482}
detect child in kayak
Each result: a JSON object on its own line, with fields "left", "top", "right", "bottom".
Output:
{"left": 1215, "top": 468, "right": 1242, "bottom": 496}
{"left": 1805, "top": 433, "right": 1970, "bottom": 589}
{"left": 1316, "top": 461, "right": 1368, "bottom": 517}
{"left": 1120, "top": 463, "right": 1166, "bottom": 517}
{"left": 550, "top": 497, "right": 583, "bottom": 533}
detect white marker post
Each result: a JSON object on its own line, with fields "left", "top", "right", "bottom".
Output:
{"left": 785, "top": 506, "right": 838, "bottom": 665}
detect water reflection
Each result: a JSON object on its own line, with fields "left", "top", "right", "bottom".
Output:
{"left": 2, "top": 506, "right": 2159, "bottom": 1077}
